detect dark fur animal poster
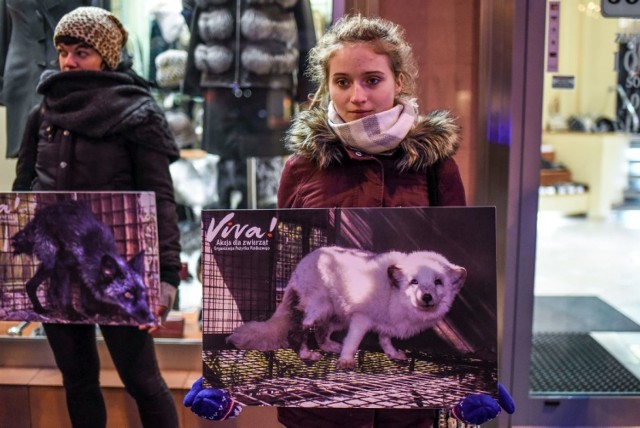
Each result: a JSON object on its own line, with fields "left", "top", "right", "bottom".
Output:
{"left": 200, "top": 207, "right": 498, "bottom": 409}
{"left": 0, "top": 192, "right": 161, "bottom": 326}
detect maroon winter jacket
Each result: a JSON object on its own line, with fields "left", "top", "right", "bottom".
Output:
{"left": 276, "top": 106, "right": 465, "bottom": 427}
{"left": 278, "top": 107, "right": 466, "bottom": 209}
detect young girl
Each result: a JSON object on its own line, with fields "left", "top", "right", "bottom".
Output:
{"left": 184, "top": 14, "right": 513, "bottom": 427}
{"left": 278, "top": 14, "right": 465, "bottom": 211}
{"left": 276, "top": 13, "right": 463, "bottom": 428}
{"left": 13, "top": 7, "right": 181, "bottom": 427}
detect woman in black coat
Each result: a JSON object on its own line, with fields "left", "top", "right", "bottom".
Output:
{"left": 12, "top": 7, "right": 181, "bottom": 427}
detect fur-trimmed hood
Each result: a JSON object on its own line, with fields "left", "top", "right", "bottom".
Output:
{"left": 285, "top": 107, "right": 461, "bottom": 172}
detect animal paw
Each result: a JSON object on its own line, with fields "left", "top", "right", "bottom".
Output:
{"left": 336, "top": 358, "right": 357, "bottom": 370}
{"left": 385, "top": 349, "right": 408, "bottom": 361}
{"left": 299, "top": 349, "right": 322, "bottom": 362}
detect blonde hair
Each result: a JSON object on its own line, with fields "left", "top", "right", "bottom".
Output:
{"left": 306, "top": 14, "right": 418, "bottom": 108}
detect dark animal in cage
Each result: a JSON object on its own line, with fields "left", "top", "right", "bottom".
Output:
{"left": 11, "top": 199, "right": 153, "bottom": 323}
{"left": 227, "top": 246, "right": 467, "bottom": 369}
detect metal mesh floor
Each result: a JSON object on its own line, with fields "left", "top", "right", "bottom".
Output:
{"left": 531, "top": 333, "right": 640, "bottom": 395}
{"left": 204, "top": 349, "right": 497, "bottom": 408}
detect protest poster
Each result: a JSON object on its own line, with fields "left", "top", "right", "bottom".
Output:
{"left": 0, "top": 192, "right": 160, "bottom": 326}
{"left": 201, "top": 207, "right": 498, "bottom": 409}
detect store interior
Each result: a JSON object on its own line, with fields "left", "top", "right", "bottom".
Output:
{"left": 1, "top": 0, "right": 640, "bottom": 426}
{"left": 533, "top": 0, "right": 640, "bottom": 397}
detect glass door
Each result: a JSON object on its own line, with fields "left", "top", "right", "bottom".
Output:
{"left": 510, "top": 1, "right": 640, "bottom": 425}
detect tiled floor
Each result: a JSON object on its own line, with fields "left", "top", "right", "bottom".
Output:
{"left": 535, "top": 209, "right": 640, "bottom": 324}
{"left": 534, "top": 208, "right": 640, "bottom": 388}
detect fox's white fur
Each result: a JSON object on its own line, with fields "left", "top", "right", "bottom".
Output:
{"left": 226, "top": 246, "right": 466, "bottom": 369}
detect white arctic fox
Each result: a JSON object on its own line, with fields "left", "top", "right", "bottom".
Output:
{"left": 226, "top": 246, "right": 467, "bottom": 369}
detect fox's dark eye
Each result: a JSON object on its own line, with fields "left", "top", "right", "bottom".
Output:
{"left": 410, "top": 279, "right": 419, "bottom": 285}
{"left": 435, "top": 279, "right": 443, "bottom": 286}
{"left": 124, "top": 291, "right": 134, "bottom": 300}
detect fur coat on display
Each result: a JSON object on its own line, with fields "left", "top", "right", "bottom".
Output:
{"left": 182, "top": 0, "right": 316, "bottom": 101}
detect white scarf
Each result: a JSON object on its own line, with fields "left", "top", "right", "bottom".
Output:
{"left": 327, "top": 97, "right": 418, "bottom": 154}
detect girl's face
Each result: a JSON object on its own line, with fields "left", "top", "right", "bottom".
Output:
{"left": 57, "top": 43, "right": 104, "bottom": 71}
{"left": 328, "top": 42, "right": 402, "bottom": 122}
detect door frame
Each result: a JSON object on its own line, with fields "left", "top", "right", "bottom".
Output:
{"left": 501, "top": 0, "right": 640, "bottom": 425}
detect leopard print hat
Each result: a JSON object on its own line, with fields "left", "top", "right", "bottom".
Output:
{"left": 54, "top": 7, "right": 128, "bottom": 70}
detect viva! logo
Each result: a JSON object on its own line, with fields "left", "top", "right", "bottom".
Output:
{"left": 205, "top": 212, "right": 278, "bottom": 243}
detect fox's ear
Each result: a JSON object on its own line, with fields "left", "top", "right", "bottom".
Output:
{"left": 387, "top": 265, "right": 402, "bottom": 288}
{"left": 100, "top": 254, "right": 121, "bottom": 280}
{"left": 128, "top": 251, "right": 145, "bottom": 274}
{"left": 449, "top": 266, "right": 467, "bottom": 289}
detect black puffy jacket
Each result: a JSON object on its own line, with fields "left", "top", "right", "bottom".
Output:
{"left": 13, "top": 69, "right": 182, "bottom": 287}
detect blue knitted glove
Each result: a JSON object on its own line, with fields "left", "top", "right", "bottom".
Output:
{"left": 450, "top": 383, "right": 515, "bottom": 425}
{"left": 183, "top": 378, "right": 242, "bottom": 420}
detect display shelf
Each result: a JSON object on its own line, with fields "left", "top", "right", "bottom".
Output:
{"left": 538, "top": 193, "right": 590, "bottom": 216}
{"left": 541, "top": 132, "right": 629, "bottom": 218}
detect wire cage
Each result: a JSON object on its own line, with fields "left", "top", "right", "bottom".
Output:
{"left": 201, "top": 210, "right": 328, "bottom": 334}
{"left": 203, "top": 348, "right": 496, "bottom": 408}
{"left": 200, "top": 208, "right": 498, "bottom": 408}
{"left": 0, "top": 192, "right": 159, "bottom": 325}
